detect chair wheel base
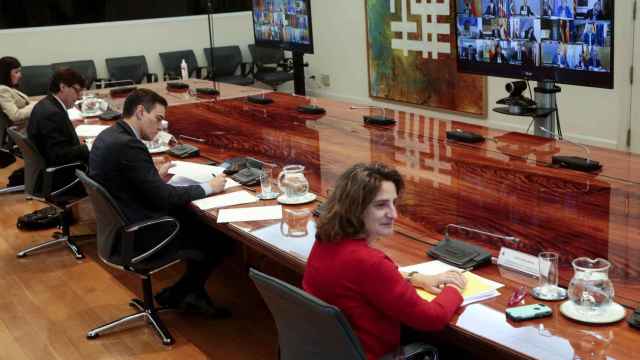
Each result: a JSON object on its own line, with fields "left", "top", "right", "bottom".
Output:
{"left": 86, "top": 332, "right": 99, "bottom": 339}
{"left": 162, "top": 338, "right": 175, "bottom": 346}
{"left": 16, "top": 252, "right": 27, "bottom": 258}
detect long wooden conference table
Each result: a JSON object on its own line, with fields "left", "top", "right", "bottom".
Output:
{"left": 89, "top": 80, "right": 639, "bottom": 359}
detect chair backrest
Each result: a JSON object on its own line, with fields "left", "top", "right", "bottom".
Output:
{"left": 203, "top": 46, "right": 242, "bottom": 77}
{"left": 158, "top": 50, "right": 199, "bottom": 78}
{"left": 249, "top": 268, "right": 367, "bottom": 360}
{"left": 0, "top": 110, "right": 10, "bottom": 149}
{"left": 19, "top": 65, "right": 54, "bottom": 96}
{"left": 51, "top": 60, "right": 98, "bottom": 89}
{"left": 105, "top": 56, "right": 150, "bottom": 84}
{"left": 248, "top": 44, "right": 285, "bottom": 68}
{"left": 7, "top": 127, "right": 45, "bottom": 196}
{"left": 75, "top": 170, "right": 128, "bottom": 266}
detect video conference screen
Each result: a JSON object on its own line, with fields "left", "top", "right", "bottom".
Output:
{"left": 456, "top": 0, "right": 614, "bottom": 88}
{"left": 252, "top": 0, "right": 314, "bottom": 53}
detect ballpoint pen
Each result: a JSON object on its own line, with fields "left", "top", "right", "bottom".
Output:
{"left": 178, "top": 134, "right": 207, "bottom": 143}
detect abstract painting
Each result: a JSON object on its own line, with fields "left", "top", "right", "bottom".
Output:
{"left": 365, "top": 0, "right": 486, "bottom": 116}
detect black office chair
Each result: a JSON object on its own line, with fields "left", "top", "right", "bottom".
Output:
{"left": 158, "top": 50, "right": 207, "bottom": 80}
{"left": 51, "top": 60, "right": 107, "bottom": 89}
{"left": 203, "top": 46, "right": 254, "bottom": 86}
{"left": 248, "top": 44, "right": 294, "bottom": 90}
{"left": 19, "top": 65, "right": 54, "bottom": 96}
{"left": 249, "top": 269, "right": 439, "bottom": 360}
{"left": 105, "top": 55, "right": 158, "bottom": 86}
{"left": 0, "top": 109, "right": 12, "bottom": 151}
{"left": 0, "top": 112, "right": 23, "bottom": 193}
{"left": 76, "top": 169, "right": 197, "bottom": 345}
{"left": 7, "top": 127, "right": 86, "bottom": 259}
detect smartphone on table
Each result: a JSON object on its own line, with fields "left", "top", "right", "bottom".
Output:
{"left": 506, "top": 303, "right": 552, "bottom": 322}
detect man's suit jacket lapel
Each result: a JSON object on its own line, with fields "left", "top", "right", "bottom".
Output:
{"left": 47, "top": 94, "right": 81, "bottom": 145}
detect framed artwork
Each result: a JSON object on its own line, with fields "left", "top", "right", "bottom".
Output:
{"left": 365, "top": 0, "right": 487, "bottom": 117}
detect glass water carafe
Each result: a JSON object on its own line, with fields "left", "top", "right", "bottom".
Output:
{"left": 277, "top": 165, "right": 309, "bottom": 200}
{"left": 567, "top": 257, "right": 614, "bottom": 315}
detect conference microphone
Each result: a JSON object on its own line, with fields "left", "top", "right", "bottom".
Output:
{"left": 539, "top": 127, "right": 602, "bottom": 172}
{"left": 349, "top": 105, "right": 396, "bottom": 125}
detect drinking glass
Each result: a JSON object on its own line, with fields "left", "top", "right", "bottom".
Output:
{"left": 280, "top": 208, "right": 310, "bottom": 237}
{"left": 257, "top": 166, "right": 279, "bottom": 200}
{"left": 532, "top": 251, "right": 567, "bottom": 300}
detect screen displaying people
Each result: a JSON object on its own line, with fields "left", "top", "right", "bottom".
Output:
{"left": 253, "top": 0, "right": 311, "bottom": 45}
{"left": 457, "top": 0, "right": 612, "bottom": 73}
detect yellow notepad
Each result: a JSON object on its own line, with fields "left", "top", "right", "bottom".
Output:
{"left": 400, "top": 261, "right": 503, "bottom": 306}
{"left": 416, "top": 272, "right": 493, "bottom": 301}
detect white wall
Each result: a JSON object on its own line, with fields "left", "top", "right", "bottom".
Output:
{"left": 303, "top": 0, "right": 634, "bottom": 150}
{"left": 0, "top": 12, "right": 255, "bottom": 84}
{"left": 0, "top": 3, "right": 633, "bottom": 149}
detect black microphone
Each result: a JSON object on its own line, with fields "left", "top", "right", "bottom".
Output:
{"left": 349, "top": 106, "right": 396, "bottom": 125}
{"left": 539, "top": 127, "right": 602, "bottom": 172}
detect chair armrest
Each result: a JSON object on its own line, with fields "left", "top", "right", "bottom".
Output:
{"left": 240, "top": 62, "right": 253, "bottom": 76}
{"left": 192, "top": 66, "right": 209, "bottom": 79}
{"left": 43, "top": 162, "right": 87, "bottom": 197}
{"left": 125, "top": 216, "right": 180, "bottom": 264}
{"left": 94, "top": 78, "right": 112, "bottom": 89}
{"left": 277, "top": 58, "right": 294, "bottom": 72}
{"left": 146, "top": 73, "right": 159, "bottom": 83}
{"left": 164, "top": 72, "right": 180, "bottom": 81}
{"left": 380, "top": 342, "right": 439, "bottom": 360}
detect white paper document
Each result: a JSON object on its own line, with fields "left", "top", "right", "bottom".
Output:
{"left": 400, "top": 260, "right": 504, "bottom": 306}
{"left": 192, "top": 190, "right": 258, "bottom": 211}
{"left": 68, "top": 107, "right": 84, "bottom": 120}
{"left": 168, "top": 161, "right": 239, "bottom": 189}
{"left": 217, "top": 205, "right": 282, "bottom": 223}
{"left": 75, "top": 124, "right": 109, "bottom": 137}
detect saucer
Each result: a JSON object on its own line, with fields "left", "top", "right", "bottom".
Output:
{"left": 257, "top": 191, "right": 280, "bottom": 200}
{"left": 531, "top": 286, "right": 567, "bottom": 301}
{"left": 559, "top": 301, "right": 626, "bottom": 324}
{"left": 277, "top": 193, "right": 317, "bottom": 205}
{"left": 80, "top": 109, "right": 105, "bottom": 118}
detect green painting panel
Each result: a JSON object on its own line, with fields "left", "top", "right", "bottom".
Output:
{"left": 366, "top": 0, "right": 486, "bottom": 116}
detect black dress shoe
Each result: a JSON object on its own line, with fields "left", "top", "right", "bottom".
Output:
{"left": 154, "top": 286, "right": 184, "bottom": 308}
{"left": 179, "top": 290, "right": 232, "bottom": 319}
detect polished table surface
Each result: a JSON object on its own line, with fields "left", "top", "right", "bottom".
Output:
{"left": 85, "top": 81, "right": 640, "bottom": 359}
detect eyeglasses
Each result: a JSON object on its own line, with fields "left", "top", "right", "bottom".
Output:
{"left": 70, "top": 85, "right": 83, "bottom": 96}
{"left": 508, "top": 286, "right": 528, "bottom": 307}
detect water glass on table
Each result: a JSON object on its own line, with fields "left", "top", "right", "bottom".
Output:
{"left": 257, "top": 166, "right": 279, "bottom": 200}
{"left": 532, "top": 251, "right": 567, "bottom": 301}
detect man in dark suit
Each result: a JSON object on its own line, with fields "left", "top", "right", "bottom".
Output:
{"left": 519, "top": 0, "right": 535, "bottom": 16}
{"left": 90, "top": 89, "right": 231, "bottom": 317}
{"left": 484, "top": 0, "right": 497, "bottom": 16}
{"left": 27, "top": 68, "right": 88, "bottom": 193}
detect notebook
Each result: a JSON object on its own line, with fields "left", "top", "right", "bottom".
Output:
{"left": 400, "top": 260, "right": 503, "bottom": 306}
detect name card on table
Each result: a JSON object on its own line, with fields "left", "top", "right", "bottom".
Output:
{"left": 217, "top": 205, "right": 282, "bottom": 223}
{"left": 497, "top": 247, "right": 539, "bottom": 277}
{"left": 192, "top": 190, "right": 258, "bottom": 211}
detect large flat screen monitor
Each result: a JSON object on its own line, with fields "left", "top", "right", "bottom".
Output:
{"left": 252, "top": 0, "right": 314, "bottom": 54}
{"left": 455, "top": 0, "right": 614, "bottom": 88}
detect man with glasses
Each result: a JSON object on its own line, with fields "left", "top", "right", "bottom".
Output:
{"left": 27, "top": 68, "right": 88, "bottom": 193}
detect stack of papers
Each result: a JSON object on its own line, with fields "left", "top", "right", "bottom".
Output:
{"left": 217, "top": 205, "right": 282, "bottom": 223}
{"left": 68, "top": 107, "right": 83, "bottom": 120}
{"left": 75, "top": 124, "right": 109, "bottom": 137}
{"left": 400, "top": 261, "right": 503, "bottom": 306}
{"left": 167, "top": 161, "right": 240, "bottom": 190}
{"left": 192, "top": 190, "right": 258, "bottom": 211}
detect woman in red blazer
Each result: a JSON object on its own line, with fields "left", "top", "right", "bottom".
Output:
{"left": 303, "top": 163, "right": 466, "bottom": 360}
